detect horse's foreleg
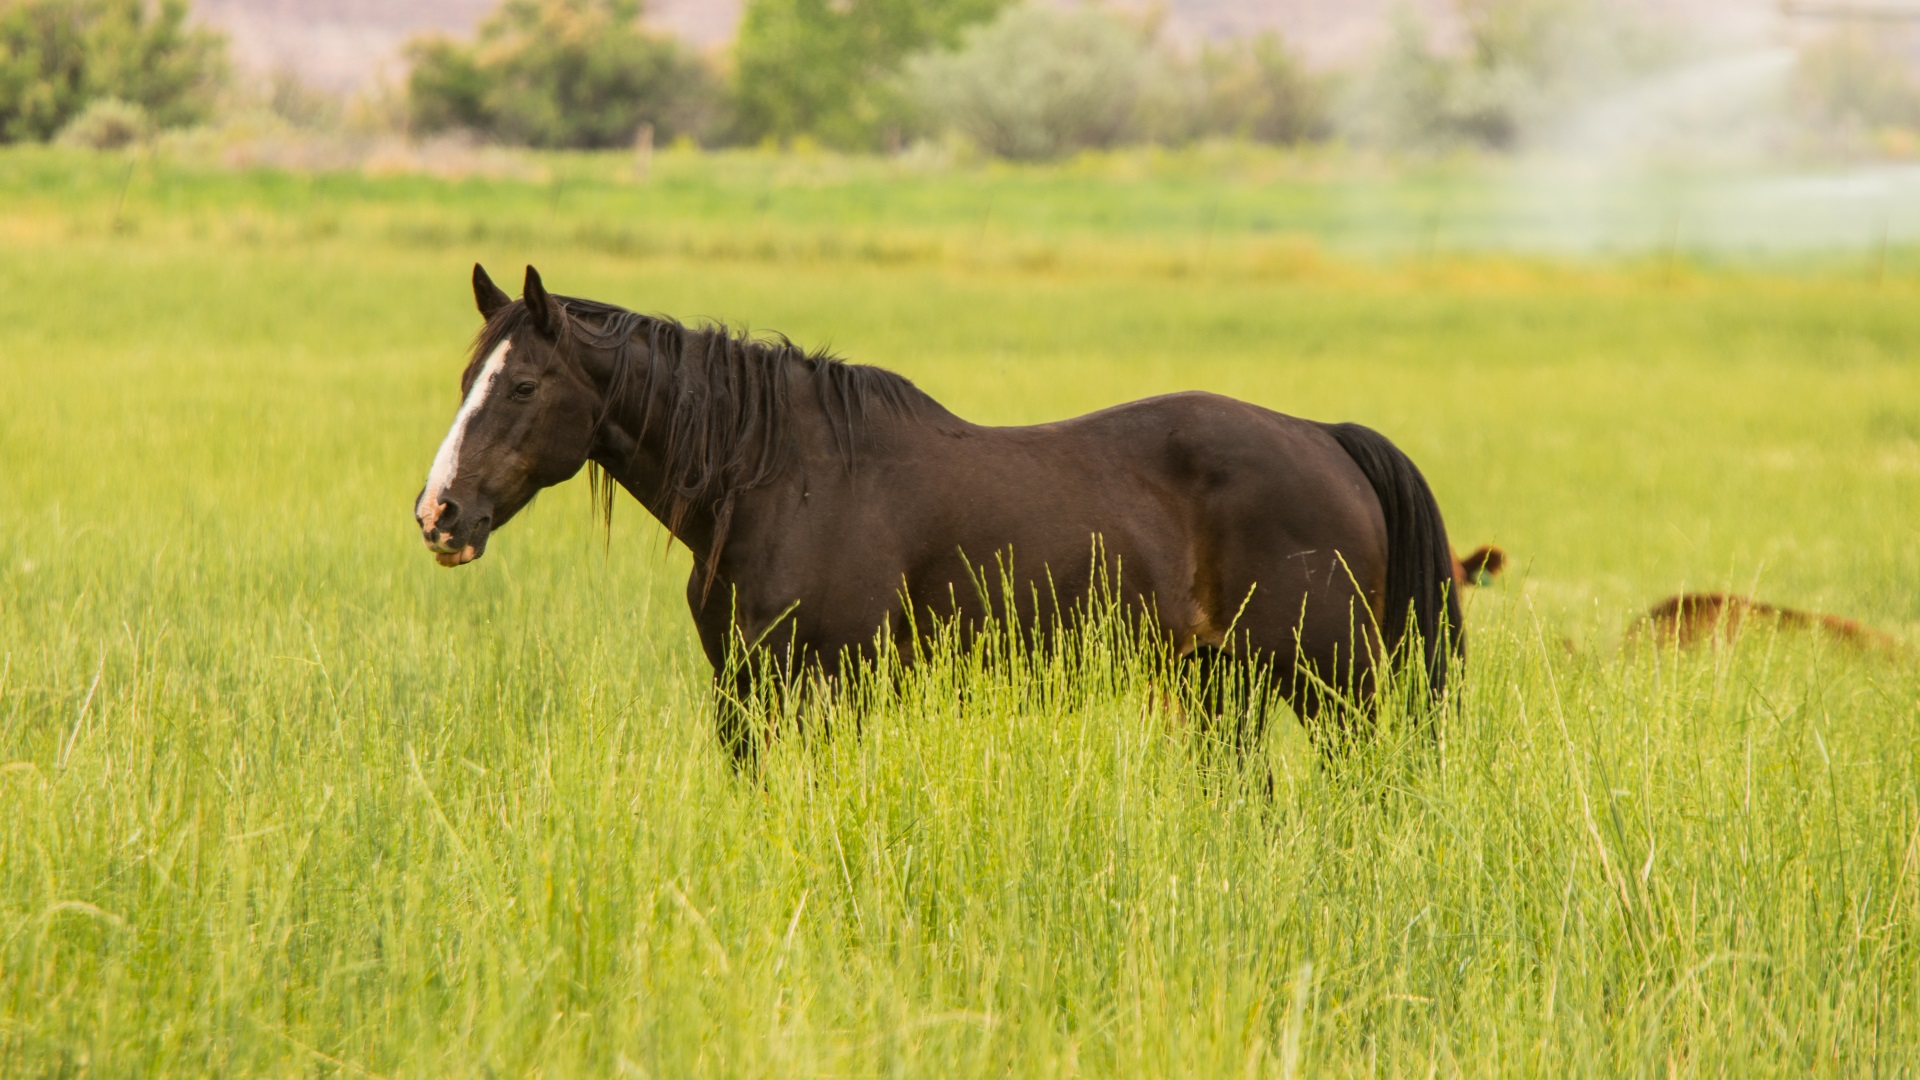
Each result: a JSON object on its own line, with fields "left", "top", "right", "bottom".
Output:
{"left": 712, "top": 667, "right": 764, "bottom": 773}
{"left": 689, "top": 572, "right": 805, "bottom": 773}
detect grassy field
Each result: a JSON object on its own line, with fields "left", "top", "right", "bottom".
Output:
{"left": 1, "top": 144, "right": 1917, "bottom": 1076}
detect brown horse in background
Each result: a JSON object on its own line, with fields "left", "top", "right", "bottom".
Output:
{"left": 1454, "top": 545, "right": 1505, "bottom": 589}
{"left": 413, "top": 265, "right": 1471, "bottom": 766}
{"left": 1640, "top": 592, "right": 1897, "bottom": 651}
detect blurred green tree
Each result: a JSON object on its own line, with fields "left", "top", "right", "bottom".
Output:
{"left": 732, "top": 0, "right": 1010, "bottom": 149}
{"left": 0, "top": 0, "right": 225, "bottom": 143}
{"left": 406, "top": 0, "right": 724, "bottom": 148}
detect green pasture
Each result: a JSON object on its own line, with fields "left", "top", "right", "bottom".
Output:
{"left": 1, "top": 145, "right": 1917, "bottom": 1076}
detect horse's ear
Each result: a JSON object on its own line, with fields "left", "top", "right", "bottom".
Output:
{"left": 523, "top": 265, "right": 562, "bottom": 338}
{"left": 473, "top": 263, "right": 511, "bottom": 319}
{"left": 1458, "top": 544, "right": 1507, "bottom": 586}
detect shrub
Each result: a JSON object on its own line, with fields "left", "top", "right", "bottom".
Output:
{"left": 732, "top": 0, "right": 1010, "bottom": 149}
{"left": 1193, "top": 33, "right": 1330, "bottom": 146}
{"left": 1794, "top": 31, "right": 1920, "bottom": 138}
{"left": 903, "top": 8, "right": 1329, "bottom": 158}
{"left": 0, "top": 0, "right": 225, "bottom": 143}
{"left": 904, "top": 5, "right": 1162, "bottom": 161}
{"left": 263, "top": 68, "right": 345, "bottom": 131}
{"left": 405, "top": 0, "right": 724, "bottom": 149}
{"left": 1341, "top": 0, "right": 1666, "bottom": 153}
{"left": 54, "top": 95, "right": 146, "bottom": 148}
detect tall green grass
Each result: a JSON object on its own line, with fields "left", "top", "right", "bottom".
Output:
{"left": 1, "top": 147, "right": 1916, "bottom": 1076}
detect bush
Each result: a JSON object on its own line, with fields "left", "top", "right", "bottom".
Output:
{"left": 904, "top": 5, "right": 1163, "bottom": 161}
{"left": 263, "top": 69, "right": 345, "bottom": 131}
{"left": 1794, "top": 31, "right": 1920, "bottom": 138}
{"left": 732, "top": 0, "right": 1011, "bottom": 150}
{"left": 1192, "top": 33, "right": 1330, "bottom": 146}
{"left": 0, "top": 0, "right": 225, "bottom": 144}
{"left": 1342, "top": 0, "right": 1665, "bottom": 153}
{"left": 54, "top": 95, "right": 146, "bottom": 148}
{"left": 405, "top": 0, "right": 724, "bottom": 149}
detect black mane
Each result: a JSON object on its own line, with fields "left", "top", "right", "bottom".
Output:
{"left": 468, "top": 294, "right": 935, "bottom": 589}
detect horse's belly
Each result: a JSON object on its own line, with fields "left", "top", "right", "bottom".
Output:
{"left": 888, "top": 493, "right": 1195, "bottom": 637}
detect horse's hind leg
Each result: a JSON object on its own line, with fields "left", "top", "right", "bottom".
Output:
{"left": 1277, "top": 637, "right": 1381, "bottom": 763}
{"left": 1286, "top": 678, "right": 1354, "bottom": 762}
{"left": 1181, "top": 646, "right": 1276, "bottom": 795}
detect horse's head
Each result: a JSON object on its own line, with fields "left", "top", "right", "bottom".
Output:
{"left": 1452, "top": 544, "right": 1507, "bottom": 589}
{"left": 414, "top": 264, "right": 602, "bottom": 567}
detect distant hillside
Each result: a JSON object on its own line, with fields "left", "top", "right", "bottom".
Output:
{"left": 193, "top": 0, "right": 739, "bottom": 92}
{"left": 191, "top": 0, "right": 1470, "bottom": 92}
{"left": 192, "top": 0, "right": 1790, "bottom": 95}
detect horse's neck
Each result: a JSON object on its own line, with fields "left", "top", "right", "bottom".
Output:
{"left": 588, "top": 348, "right": 942, "bottom": 562}
{"left": 587, "top": 372, "right": 720, "bottom": 558}
{"left": 586, "top": 349, "right": 812, "bottom": 560}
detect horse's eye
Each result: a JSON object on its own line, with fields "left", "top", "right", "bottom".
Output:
{"left": 511, "top": 381, "right": 537, "bottom": 401}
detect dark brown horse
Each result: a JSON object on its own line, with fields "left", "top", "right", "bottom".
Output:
{"left": 415, "top": 266, "right": 1466, "bottom": 764}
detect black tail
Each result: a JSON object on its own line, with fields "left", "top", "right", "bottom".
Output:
{"left": 1322, "top": 422, "right": 1463, "bottom": 703}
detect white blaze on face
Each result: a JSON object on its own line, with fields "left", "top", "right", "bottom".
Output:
{"left": 418, "top": 337, "right": 512, "bottom": 534}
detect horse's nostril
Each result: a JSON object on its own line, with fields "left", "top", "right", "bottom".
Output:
{"left": 437, "top": 498, "right": 461, "bottom": 528}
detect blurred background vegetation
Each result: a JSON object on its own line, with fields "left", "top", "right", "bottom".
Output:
{"left": 6, "top": 6, "right": 1919, "bottom": 1075}
{"left": 4, "top": 0, "right": 1918, "bottom": 161}
{"left": 0, "top": 0, "right": 223, "bottom": 145}
{"left": 403, "top": 0, "right": 722, "bottom": 150}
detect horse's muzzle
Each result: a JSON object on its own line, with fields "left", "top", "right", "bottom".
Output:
{"left": 434, "top": 543, "right": 483, "bottom": 567}
{"left": 416, "top": 493, "right": 491, "bottom": 567}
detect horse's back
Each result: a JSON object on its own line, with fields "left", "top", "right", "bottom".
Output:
{"left": 1053, "top": 391, "right": 1383, "bottom": 544}
{"left": 983, "top": 391, "right": 1390, "bottom": 654}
